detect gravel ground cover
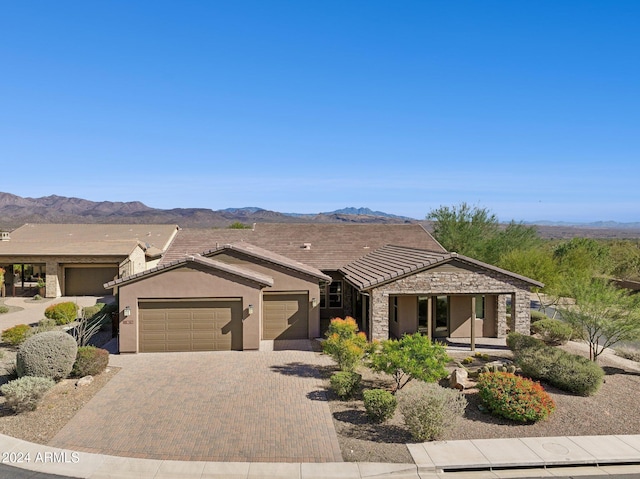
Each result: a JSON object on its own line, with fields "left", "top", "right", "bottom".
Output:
{"left": 325, "top": 341, "right": 640, "bottom": 463}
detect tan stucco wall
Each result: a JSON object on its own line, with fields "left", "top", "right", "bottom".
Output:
{"left": 210, "top": 251, "right": 322, "bottom": 339}
{"left": 389, "top": 295, "right": 418, "bottom": 339}
{"left": 118, "top": 264, "right": 263, "bottom": 353}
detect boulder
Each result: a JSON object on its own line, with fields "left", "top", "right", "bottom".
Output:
{"left": 450, "top": 368, "right": 469, "bottom": 390}
{"left": 76, "top": 375, "right": 94, "bottom": 387}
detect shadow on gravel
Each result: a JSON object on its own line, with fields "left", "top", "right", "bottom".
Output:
{"left": 333, "top": 409, "right": 411, "bottom": 443}
{"left": 603, "top": 366, "right": 640, "bottom": 377}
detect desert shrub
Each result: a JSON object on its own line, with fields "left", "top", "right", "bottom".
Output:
{"left": 397, "top": 382, "right": 467, "bottom": 441}
{"left": 31, "top": 318, "right": 57, "bottom": 335}
{"left": 1, "top": 324, "right": 31, "bottom": 346}
{"left": 322, "top": 317, "right": 369, "bottom": 372}
{"left": 44, "top": 302, "right": 78, "bottom": 325}
{"left": 0, "top": 376, "right": 55, "bottom": 413}
{"left": 506, "top": 332, "right": 544, "bottom": 353}
{"left": 515, "top": 345, "right": 604, "bottom": 396}
{"left": 17, "top": 331, "right": 78, "bottom": 380}
{"left": 0, "top": 305, "right": 9, "bottom": 314}
{"left": 530, "top": 310, "right": 549, "bottom": 323}
{"left": 531, "top": 319, "right": 573, "bottom": 345}
{"left": 82, "top": 303, "right": 105, "bottom": 320}
{"left": 461, "top": 357, "right": 473, "bottom": 365}
{"left": 71, "top": 346, "right": 109, "bottom": 377}
{"left": 369, "top": 334, "right": 449, "bottom": 392}
{"left": 615, "top": 347, "right": 640, "bottom": 362}
{"left": 477, "top": 372, "right": 555, "bottom": 423}
{"left": 363, "top": 389, "right": 397, "bottom": 423}
{"left": 329, "top": 371, "right": 361, "bottom": 399}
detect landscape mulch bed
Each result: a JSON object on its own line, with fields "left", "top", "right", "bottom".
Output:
{"left": 324, "top": 345, "right": 640, "bottom": 463}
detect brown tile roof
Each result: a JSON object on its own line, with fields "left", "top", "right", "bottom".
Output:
{"left": 162, "top": 223, "right": 445, "bottom": 269}
{"left": 0, "top": 224, "right": 179, "bottom": 257}
{"left": 104, "top": 255, "right": 274, "bottom": 289}
{"left": 340, "top": 244, "right": 545, "bottom": 290}
{"left": 202, "top": 243, "right": 332, "bottom": 282}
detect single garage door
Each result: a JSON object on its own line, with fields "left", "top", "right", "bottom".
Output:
{"left": 263, "top": 293, "right": 308, "bottom": 340}
{"left": 65, "top": 266, "right": 119, "bottom": 296}
{"left": 139, "top": 300, "right": 243, "bottom": 352}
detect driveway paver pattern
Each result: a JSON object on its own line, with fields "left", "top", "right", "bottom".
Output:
{"left": 49, "top": 346, "right": 343, "bottom": 463}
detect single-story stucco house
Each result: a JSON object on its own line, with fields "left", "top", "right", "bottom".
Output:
{"left": 0, "top": 224, "right": 179, "bottom": 297}
{"left": 103, "top": 223, "right": 543, "bottom": 353}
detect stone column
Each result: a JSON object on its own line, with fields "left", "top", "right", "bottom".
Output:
{"left": 45, "top": 261, "right": 61, "bottom": 298}
{"left": 512, "top": 290, "right": 531, "bottom": 335}
{"left": 496, "top": 294, "right": 508, "bottom": 337}
{"left": 370, "top": 289, "right": 389, "bottom": 341}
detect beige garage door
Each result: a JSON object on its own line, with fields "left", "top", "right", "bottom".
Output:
{"left": 65, "top": 266, "right": 119, "bottom": 296}
{"left": 139, "top": 300, "right": 243, "bottom": 352}
{"left": 263, "top": 293, "right": 308, "bottom": 340}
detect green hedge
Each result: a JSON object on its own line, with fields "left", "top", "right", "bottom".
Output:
{"left": 1, "top": 324, "right": 31, "bottom": 346}
{"left": 506, "top": 332, "right": 544, "bottom": 352}
{"left": 330, "top": 371, "right": 361, "bottom": 399}
{"left": 531, "top": 319, "right": 573, "bottom": 345}
{"left": 44, "top": 302, "right": 78, "bottom": 325}
{"left": 363, "top": 389, "right": 397, "bottom": 423}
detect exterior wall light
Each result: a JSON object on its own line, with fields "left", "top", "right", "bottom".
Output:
{"left": 248, "top": 304, "right": 254, "bottom": 315}
{"left": 311, "top": 297, "right": 318, "bottom": 308}
{"left": 123, "top": 306, "right": 131, "bottom": 317}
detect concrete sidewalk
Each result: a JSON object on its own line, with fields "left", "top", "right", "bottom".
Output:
{"left": 2, "top": 433, "right": 640, "bottom": 478}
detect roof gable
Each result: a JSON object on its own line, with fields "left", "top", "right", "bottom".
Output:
{"left": 202, "top": 243, "right": 332, "bottom": 282}
{"left": 339, "top": 244, "right": 544, "bottom": 290}
{"left": 104, "top": 255, "right": 274, "bottom": 289}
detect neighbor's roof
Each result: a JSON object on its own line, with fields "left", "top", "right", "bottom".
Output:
{"left": 202, "top": 242, "right": 332, "bottom": 282}
{"left": 162, "top": 223, "right": 445, "bottom": 269}
{"left": 104, "top": 254, "right": 274, "bottom": 289}
{"left": 340, "top": 244, "right": 545, "bottom": 290}
{"left": 0, "top": 224, "right": 179, "bottom": 257}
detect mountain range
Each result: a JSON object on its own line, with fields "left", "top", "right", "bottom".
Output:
{"left": 0, "top": 192, "right": 414, "bottom": 230}
{"left": 1, "top": 193, "right": 639, "bottom": 240}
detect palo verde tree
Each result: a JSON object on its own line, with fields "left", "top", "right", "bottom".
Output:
{"left": 558, "top": 277, "right": 640, "bottom": 361}
{"left": 427, "top": 203, "right": 539, "bottom": 265}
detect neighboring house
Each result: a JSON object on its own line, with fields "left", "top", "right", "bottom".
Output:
{"left": 0, "top": 224, "right": 179, "bottom": 297}
{"left": 104, "top": 223, "right": 542, "bottom": 353}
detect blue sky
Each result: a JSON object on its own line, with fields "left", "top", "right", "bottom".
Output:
{"left": 1, "top": 1, "right": 639, "bottom": 222}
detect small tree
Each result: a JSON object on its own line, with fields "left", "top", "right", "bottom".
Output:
{"left": 322, "top": 317, "right": 368, "bottom": 371}
{"left": 368, "top": 334, "right": 449, "bottom": 392}
{"left": 559, "top": 277, "right": 640, "bottom": 361}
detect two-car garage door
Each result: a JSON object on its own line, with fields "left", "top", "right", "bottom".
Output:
{"left": 139, "top": 300, "right": 243, "bottom": 352}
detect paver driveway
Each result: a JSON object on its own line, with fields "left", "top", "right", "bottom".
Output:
{"left": 49, "top": 345, "right": 343, "bottom": 463}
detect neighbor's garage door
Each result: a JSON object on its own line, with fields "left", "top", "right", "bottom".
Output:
{"left": 138, "top": 300, "right": 243, "bottom": 352}
{"left": 65, "top": 266, "right": 119, "bottom": 296}
{"left": 263, "top": 293, "right": 308, "bottom": 340}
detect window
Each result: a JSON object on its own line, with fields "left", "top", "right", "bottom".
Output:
{"left": 390, "top": 296, "right": 399, "bottom": 322}
{"left": 475, "top": 295, "right": 485, "bottom": 319}
{"left": 328, "top": 281, "right": 342, "bottom": 308}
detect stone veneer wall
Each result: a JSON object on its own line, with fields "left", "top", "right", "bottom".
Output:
{"left": 369, "top": 266, "right": 532, "bottom": 341}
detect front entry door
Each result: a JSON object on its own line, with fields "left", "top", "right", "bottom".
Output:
{"left": 432, "top": 295, "right": 449, "bottom": 338}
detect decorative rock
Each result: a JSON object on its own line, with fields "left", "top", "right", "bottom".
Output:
{"left": 76, "top": 375, "right": 94, "bottom": 387}
{"left": 450, "top": 368, "right": 469, "bottom": 390}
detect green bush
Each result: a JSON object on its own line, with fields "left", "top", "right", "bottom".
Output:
{"left": 0, "top": 376, "right": 55, "bottom": 413}
{"left": 506, "top": 332, "right": 544, "bottom": 352}
{"left": 322, "top": 317, "right": 369, "bottom": 372}
{"left": 515, "top": 345, "right": 604, "bottom": 396}
{"left": 329, "top": 371, "right": 362, "bottom": 399}
{"left": 71, "top": 346, "right": 109, "bottom": 377}
{"left": 0, "top": 305, "right": 9, "bottom": 314}
{"left": 369, "top": 334, "right": 449, "bottom": 392}
{"left": 530, "top": 310, "right": 550, "bottom": 323}
{"left": 363, "top": 389, "right": 397, "bottom": 423}
{"left": 82, "top": 303, "right": 105, "bottom": 320}
{"left": 44, "top": 302, "right": 78, "bottom": 325}
{"left": 1, "top": 324, "right": 31, "bottom": 346}
{"left": 531, "top": 319, "right": 573, "bottom": 345}
{"left": 397, "top": 382, "right": 467, "bottom": 441}
{"left": 17, "top": 331, "right": 78, "bottom": 381}
{"left": 477, "top": 372, "right": 555, "bottom": 423}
